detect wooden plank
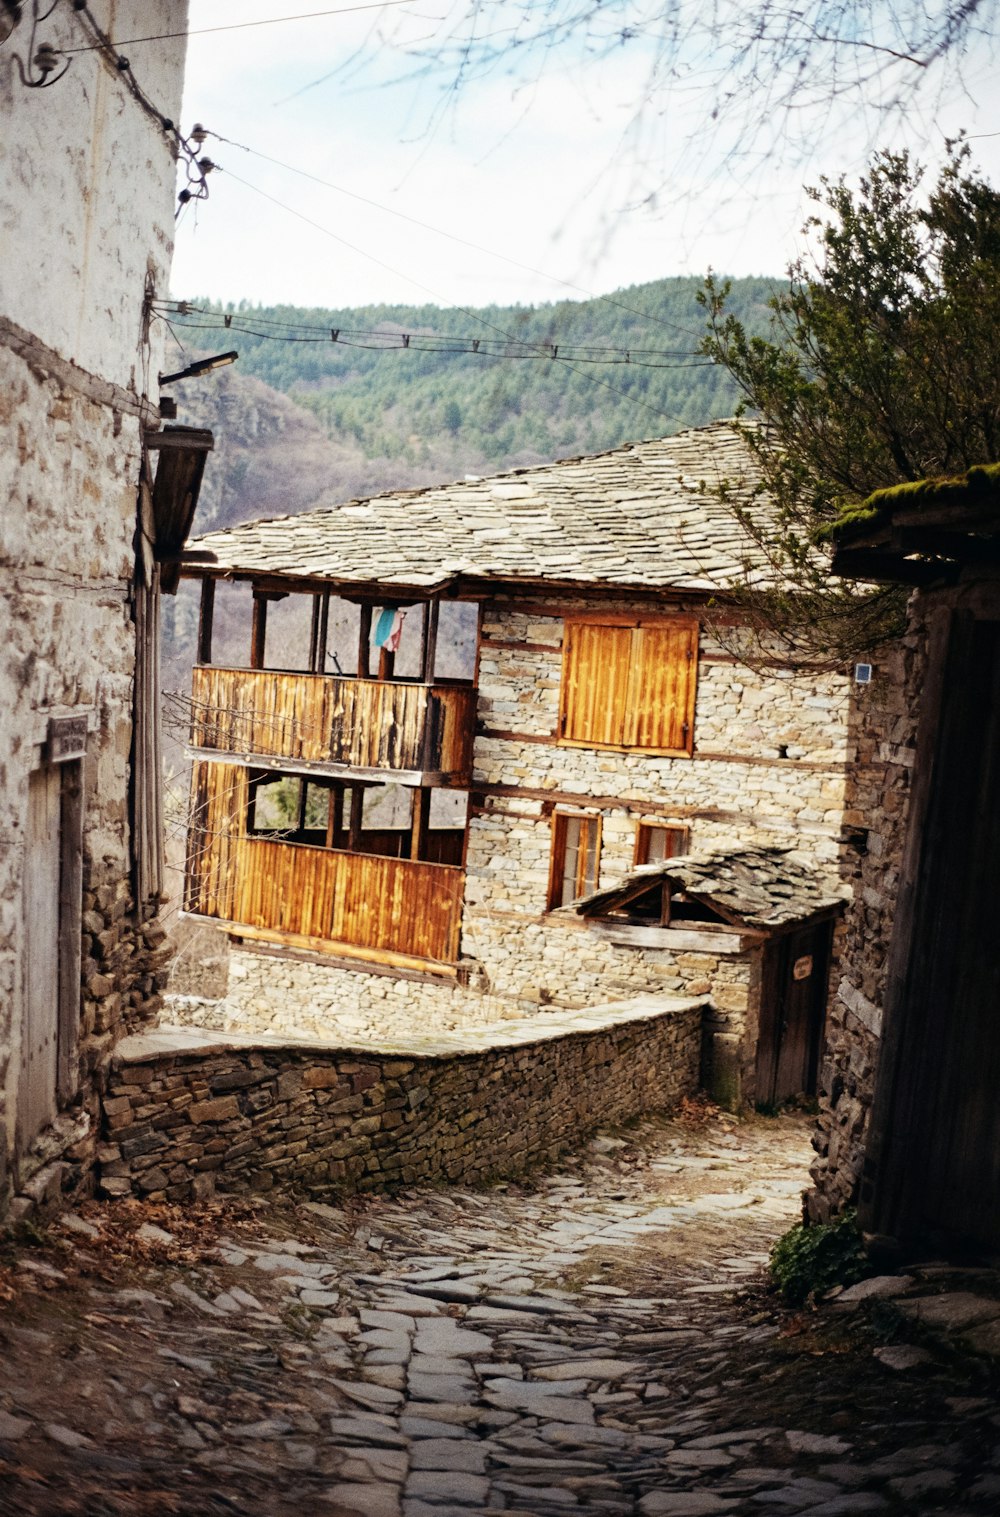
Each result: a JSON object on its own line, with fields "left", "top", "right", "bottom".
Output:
{"left": 57, "top": 761, "right": 83, "bottom": 1103}
{"left": 19, "top": 766, "right": 60, "bottom": 1150}
{"left": 587, "top": 921, "right": 745, "bottom": 953}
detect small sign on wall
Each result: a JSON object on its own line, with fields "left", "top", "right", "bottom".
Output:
{"left": 47, "top": 715, "right": 88, "bottom": 764}
{"left": 793, "top": 954, "right": 814, "bottom": 981}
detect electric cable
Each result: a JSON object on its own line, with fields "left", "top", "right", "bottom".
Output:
{"left": 60, "top": 1, "right": 431, "bottom": 53}
{"left": 203, "top": 131, "right": 709, "bottom": 343}
{"left": 196, "top": 166, "right": 705, "bottom": 431}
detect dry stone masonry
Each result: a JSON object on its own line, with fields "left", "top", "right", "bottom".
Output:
{"left": 100, "top": 996, "right": 703, "bottom": 1201}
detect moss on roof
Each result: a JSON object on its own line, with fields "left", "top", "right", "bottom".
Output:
{"left": 827, "top": 462, "right": 1000, "bottom": 543}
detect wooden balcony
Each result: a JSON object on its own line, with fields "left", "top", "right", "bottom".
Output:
{"left": 189, "top": 665, "right": 476, "bottom": 781}
{"left": 184, "top": 761, "right": 464, "bottom": 968}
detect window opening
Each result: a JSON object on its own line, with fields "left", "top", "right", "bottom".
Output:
{"left": 434, "top": 601, "right": 479, "bottom": 683}
{"left": 635, "top": 822, "right": 690, "bottom": 865}
{"left": 548, "top": 812, "right": 602, "bottom": 910}
{"left": 207, "top": 580, "right": 255, "bottom": 669}
{"left": 261, "top": 591, "right": 317, "bottom": 672}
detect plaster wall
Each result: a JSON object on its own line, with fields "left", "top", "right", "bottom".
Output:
{"left": 0, "top": 1, "right": 185, "bottom": 388}
{"left": 0, "top": 6, "right": 188, "bottom": 1217}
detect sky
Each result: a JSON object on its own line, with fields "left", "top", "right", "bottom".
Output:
{"left": 164, "top": 0, "right": 1000, "bottom": 312}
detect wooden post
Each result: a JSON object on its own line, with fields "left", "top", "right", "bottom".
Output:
{"left": 378, "top": 646, "right": 395, "bottom": 681}
{"left": 317, "top": 590, "right": 330, "bottom": 674}
{"left": 410, "top": 787, "right": 431, "bottom": 861}
{"left": 421, "top": 599, "right": 440, "bottom": 683}
{"left": 326, "top": 783, "right": 340, "bottom": 849}
{"left": 197, "top": 577, "right": 215, "bottom": 665}
{"left": 348, "top": 785, "right": 364, "bottom": 851}
{"left": 250, "top": 591, "right": 268, "bottom": 669}
{"left": 308, "top": 593, "right": 321, "bottom": 672}
{"left": 358, "top": 604, "right": 372, "bottom": 678}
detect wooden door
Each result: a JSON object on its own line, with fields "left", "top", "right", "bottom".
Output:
{"left": 756, "top": 921, "right": 833, "bottom": 1105}
{"left": 862, "top": 614, "right": 1000, "bottom": 1251}
{"left": 18, "top": 766, "right": 61, "bottom": 1150}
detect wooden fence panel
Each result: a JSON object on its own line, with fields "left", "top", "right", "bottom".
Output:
{"left": 190, "top": 667, "right": 474, "bottom": 776}
{"left": 185, "top": 761, "right": 463, "bottom": 963}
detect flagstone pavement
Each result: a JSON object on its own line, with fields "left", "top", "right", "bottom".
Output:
{"left": 1, "top": 1110, "right": 997, "bottom": 1516}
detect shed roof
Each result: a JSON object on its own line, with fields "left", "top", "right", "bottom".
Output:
{"left": 184, "top": 421, "right": 773, "bottom": 596}
{"left": 829, "top": 462, "right": 1000, "bottom": 586}
{"left": 574, "top": 845, "right": 848, "bottom": 931}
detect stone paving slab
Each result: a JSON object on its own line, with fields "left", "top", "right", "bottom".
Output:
{"left": 0, "top": 1111, "right": 998, "bottom": 1515}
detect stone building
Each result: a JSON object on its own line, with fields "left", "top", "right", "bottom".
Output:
{"left": 178, "top": 423, "right": 853, "bottom": 1107}
{"left": 807, "top": 466, "right": 1000, "bottom": 1254}
{"left": 0, "top": 3, "right": 202, "bottom": 1220}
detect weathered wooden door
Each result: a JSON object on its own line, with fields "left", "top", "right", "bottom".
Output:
{"left": 18, "top": 766, "right": 61, "bottom": 1150}
{"left": 861, "top": 614, "right": 1000, "bottom": 1252}
{"left": 756, "top": 921, "right": 833, "bottom": 1105}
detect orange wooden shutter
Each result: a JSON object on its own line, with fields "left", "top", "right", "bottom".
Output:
{"left": 622, "top": 621, "right": 698, "bottom": 753}
{"left": 560, "top": 622, "right": 632, "bottom": 746}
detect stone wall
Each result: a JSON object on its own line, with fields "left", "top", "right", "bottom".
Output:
{"left": 0, "top": 5, "right": 189, "bottom": 1220}
{"left": 806, "top": 621, "right": 927, "bottom": 1222}
{"left": 100, "top": 996, "right": 704, "bottom": 1200}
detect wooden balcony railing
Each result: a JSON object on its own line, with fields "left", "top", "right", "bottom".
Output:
{"left": 189, "top": 665, "right": 476, "bottom": 778}
{"left": 184, "top": 761, "right": 464, "bottom": 965}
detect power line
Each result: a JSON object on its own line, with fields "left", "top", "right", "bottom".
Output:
{"left": 61, "top": 0, "right": 429, "bottom": 54}
{"left": 206, "top": 167, "right": 702, "bottom": 431}
{"left": 153, "top": 302, "right": 713, "bottom": 369}
{"left": 205, "top": 131, "right": 709, "bottom": 344}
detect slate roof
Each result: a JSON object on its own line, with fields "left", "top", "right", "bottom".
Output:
{"left": 574, "top": 845, "right": 848, "bottom": 931}
{"left": 186, "top": 421, "right": 775, "bottom": 595}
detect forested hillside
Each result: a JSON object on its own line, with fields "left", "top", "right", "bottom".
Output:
{"left": 166, "top": 275, "right": 775, "bottom": 478}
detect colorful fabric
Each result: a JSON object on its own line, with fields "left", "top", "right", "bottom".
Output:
{"left": 374, "top": 606, "right": 406, "bottom": 652}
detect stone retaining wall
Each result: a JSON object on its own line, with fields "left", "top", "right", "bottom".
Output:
{"left": 100, "top": 996, "right": 704, "bottom": 1201}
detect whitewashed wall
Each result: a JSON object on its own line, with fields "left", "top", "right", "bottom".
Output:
{"left": 0, "top": 1, "right": 189, "bottom": 1216}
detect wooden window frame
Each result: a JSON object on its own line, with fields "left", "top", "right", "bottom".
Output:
{"left": 546, "top": 809, "right": 603, "bottom": 911}
{"left": 633, "top": 821, "right": 690, "bottom": 866}
{"left": 558, "top": 614, "right": 698, "bottom": 757}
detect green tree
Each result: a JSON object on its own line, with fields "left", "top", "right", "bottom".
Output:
{"left": 699, "top": 146, "right": 1000, "bottom": 665}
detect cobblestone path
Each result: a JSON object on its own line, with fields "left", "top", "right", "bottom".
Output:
{"left": 1, "top": 1112, "right": 997, "bottom": 1516}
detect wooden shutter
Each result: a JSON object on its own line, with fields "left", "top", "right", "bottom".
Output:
{"left": 622, "top": 621, "right": 698, "bottom": 754}
{"left": 560, "top": 622, "right": 632, "bottom": 745}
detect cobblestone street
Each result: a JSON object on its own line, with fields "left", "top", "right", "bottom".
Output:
{"left": 1, "top": 1111, "right": 997, "bottom": 1517}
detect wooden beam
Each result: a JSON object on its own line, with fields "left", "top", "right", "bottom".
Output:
{"left": 197, "top": 577, "right": 215, "bottom": 665}
{"left": 182, "top": 916, "right": 460, "bottom": 977}
{"left": 831, "top": 547, "right": 956, "bottom": 585}
{"left": 378, "top": 644, "right": 395, "bottom": 681}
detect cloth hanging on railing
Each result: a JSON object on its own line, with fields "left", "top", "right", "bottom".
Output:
{"left": 374, "top": 606, "right": 407, "bottom": 652}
